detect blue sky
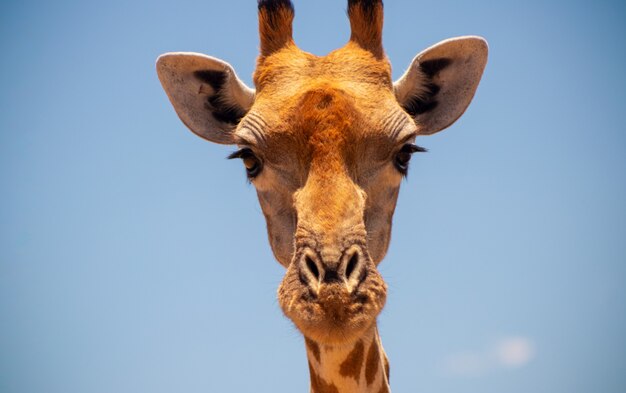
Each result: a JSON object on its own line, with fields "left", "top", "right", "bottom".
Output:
{"left": 1, "top": 0, "right": 625, "bottom": 392}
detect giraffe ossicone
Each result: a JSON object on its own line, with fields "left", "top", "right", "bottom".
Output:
{"left": 157, "top": 1, "right": 487, "bottom": 391}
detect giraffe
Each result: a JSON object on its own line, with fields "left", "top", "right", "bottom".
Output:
{"left": 156, "top": 1, "right": 487, "bottom": 392}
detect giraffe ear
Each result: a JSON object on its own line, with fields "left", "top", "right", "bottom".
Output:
{"left": 393, "top": 36, "right": 488, "bottom": 135}
{"left": 156, "top": 52, "right": 255, "bottom": 144}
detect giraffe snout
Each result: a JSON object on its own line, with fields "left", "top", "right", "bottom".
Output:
{"left": 278, "top": 241, "right": 386, "bottom": 344}
{"left": 297, "top": 246, "right": 366, "bottom": 295}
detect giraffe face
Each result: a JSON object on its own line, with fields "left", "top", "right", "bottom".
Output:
{"left": 236, "top": 45, "right": 416, "bottom": 343}
{"left": 156, "top": 0, "right": 487, "bottom": 346}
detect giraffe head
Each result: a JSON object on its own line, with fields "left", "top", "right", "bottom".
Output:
{"left": 157, "top": 0, "right": 487, "bottom": 345}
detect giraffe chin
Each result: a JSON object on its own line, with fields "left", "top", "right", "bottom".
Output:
{"left": 278, "top": 262, "right": 387, "bottom": 345}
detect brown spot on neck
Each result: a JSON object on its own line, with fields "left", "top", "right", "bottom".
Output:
{"left": 339, "top": 339, "right": 365, "bottom": 381}
{"left": 309, "top": 361, "right": 339, "bottom": 393}
{"left": 365, "top": 336, "right": 380, "bottom": 385}
{"left": 306, "top": 338, "right": 321, "bottom": 363}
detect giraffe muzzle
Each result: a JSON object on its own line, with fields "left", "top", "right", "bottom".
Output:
{"left": 278, "top": 242, "right": 387, "bottom": 345}
{"left": 298, "top": 246, "right": 366, "bottom": 295}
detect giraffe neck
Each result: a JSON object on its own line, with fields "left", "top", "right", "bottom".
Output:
{"left": 305, "top": 324, "right": 390, "bottom": 393}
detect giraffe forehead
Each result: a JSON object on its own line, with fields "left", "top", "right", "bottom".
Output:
{"left": 296, "top": 86, "right": 357, "bottom": 148}
{"left": 244, "top": 49, "right": 408, "bottom": 182}
{"left": 251, "top": 85, "right": 361, "bottom": 168}
{"left": 249, "top": 46, "right": 402, "bottom": 161}
{"left": 257, "top": 84, "right": 399, "bottom": 162}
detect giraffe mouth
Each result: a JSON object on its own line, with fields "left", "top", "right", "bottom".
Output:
{"left": 278, "top": 259, "right": 387, "bottom": 345}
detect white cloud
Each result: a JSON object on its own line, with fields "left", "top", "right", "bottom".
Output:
{"left": 442, "top": 336, "right": 535, "bottom": 377}
{"left": 494, "top": 337, "right": 536, "bottom": 368}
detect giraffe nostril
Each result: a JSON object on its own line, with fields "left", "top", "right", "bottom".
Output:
{"left": 345, "top": 252, "right": 359, "bottom": 279}
{"left": 298, "top": 248, "right": 366, "bottom": 291}
{"left": 305, "top": 255, "right": 320, "bottom": 282}
{"left": 343, "top": 248, "right": 366, "bottom": 290}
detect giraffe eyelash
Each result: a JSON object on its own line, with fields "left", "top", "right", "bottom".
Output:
{"left": 228, "top": 148, "right": 263, "bottom": 179}
{"left": 395, "top": 143, "right": 427, "bottom": 176}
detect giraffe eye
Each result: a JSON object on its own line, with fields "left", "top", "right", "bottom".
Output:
{"left": 394, "top": 143, "right": 427, "bottom": 175}
{"left": 228, "top": 148, "right": 263, "bottom": 179}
